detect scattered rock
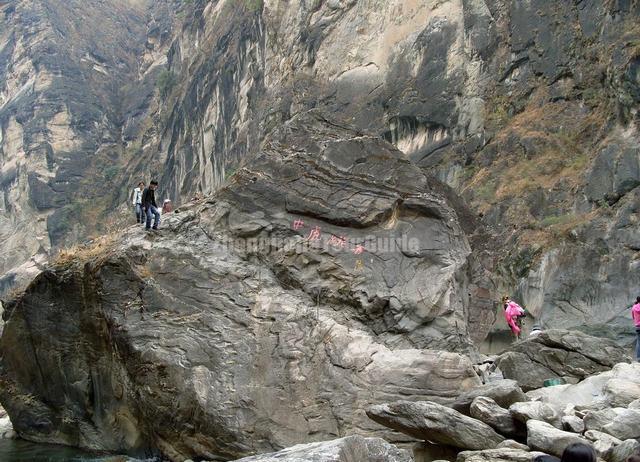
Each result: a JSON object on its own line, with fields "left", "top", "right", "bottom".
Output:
{"left": 510, "top": 402, "right": 562, "bottom": 429}
{"left": 451, "top": 380, "right": 528, "bottom": 415}
{"left": 496, "top": 330, "right": 631, "bottom": 391}
{"left": 526, "top": 420, "right": 590, "bottom": 457}
{"left": 629, "top": 399, "right": 640, "bottom": 409}
{"left": 583, "top": 407, "right": 640, "bottom": 440}
{"left": 456, "top": 448, "right": 546, "bottom": 462}
{"left": 609, "top": 439, "right": 640, "bottom": 462}
{"left": 584, "top": 430, "right": 622, "bottom": 459}
{"left": 527, "top": 362, "right": 640, "bottom": 411}
{"left": 496, "top": 440, "right": 530, "bottom": 451}
{"left": 470, "top": 396, "right": 521, "bottom": 437}
{"left": 231, "top": 435, "right": 412, "bottom": 461}
{"left": 367, "top": 401, "right": 505, "bottom": 450}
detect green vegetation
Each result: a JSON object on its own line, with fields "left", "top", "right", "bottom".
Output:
{"left": 104, "top": 166, "right": 120, "bottom": 182}
{"left": 244, "top": 0, "right": 264, "bottom": 12}
{"left": 540, "top": 213, "right": 574, "bottom": 228}
{"left": 157, "top": 70, "right": 177, "bottom": 99}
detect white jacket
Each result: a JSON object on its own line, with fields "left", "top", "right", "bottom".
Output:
{"left": 132, "top": 187, "right": 143, "bottom": 205}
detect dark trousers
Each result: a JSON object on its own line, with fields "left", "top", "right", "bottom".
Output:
{"left": 145, "top": 205, "right": 160, "bottom": 229}
{"left": 636, "top": 328, "right": 640, "bottom": 361}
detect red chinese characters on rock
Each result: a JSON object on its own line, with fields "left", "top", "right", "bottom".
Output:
{"left": 292, "top": 219, "right": 305, "bottom": 231}
{"left": 307, "top": 226, "right": 322, "bottom": 241}
{"left": 353, "top": 244, "right": 365, "bottom": 255}
{"left": 328, "top": 235, "right": 347, "bottom": 248}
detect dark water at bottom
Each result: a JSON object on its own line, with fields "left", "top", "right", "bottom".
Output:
{"left": 0, "top": 439, "right": 143, "bottom": 462}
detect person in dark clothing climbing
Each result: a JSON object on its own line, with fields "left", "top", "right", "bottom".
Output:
{"left": 142, "top": 180, "right": 160, "bottom": 231}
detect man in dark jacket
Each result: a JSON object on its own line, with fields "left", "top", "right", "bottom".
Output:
{"left": 142, "top": 180, "right": 160, "bottom": 230}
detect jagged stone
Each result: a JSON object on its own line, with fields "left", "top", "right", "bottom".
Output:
{"left": 609, "top": 439, "right": 640, "bottom": 462}
{"left": 510, "top": 402, "right": 562, "bottom": 429}
{"left": 583, "top": 407, "right": 640, "bottom": 440}
{"left": 561, "top": 415, "right": 584, "bottom": 434}
{"left": 231, "top": 435, "right": 412, "bottom": 461}
{"left": 451, "top": 380, "right": 528, "bottom": 415}
{"left": 470, "top": 397, "right": 521, "bottom": 437}
{"left": 584, "top": 430, "right": 622, "bottom": 459}
{"left": 456, "top": 448, "right": 546, "bottom": 462}
{"left": 526, "top": 420, "right": 590, "bottom": 457}
{"left": 496, "top": 440, "right": 530, "bottom": 451}
{"left": 367, "top": 401, "right": 505, "bottom": 450}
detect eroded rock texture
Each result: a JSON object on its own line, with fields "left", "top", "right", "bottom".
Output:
{"left": 0, "top": 114, "right": 484, "bottom": 460}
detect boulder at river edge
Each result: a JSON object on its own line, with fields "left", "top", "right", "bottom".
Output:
{"left": 231, "top": 435, "right": 412, "bottom": 462}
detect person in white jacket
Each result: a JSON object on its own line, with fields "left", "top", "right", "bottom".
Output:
{"left": 131, "top": 181, "right": 145, "bottom": 224}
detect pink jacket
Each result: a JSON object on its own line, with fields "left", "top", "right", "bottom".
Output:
{"left": 632, "top": 303, "right": 640, "bottom": 328}
{"left": 504, "top": 301, "right": 525, "bottom": 335}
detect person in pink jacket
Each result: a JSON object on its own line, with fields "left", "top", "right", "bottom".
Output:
{"left": 633, "top": 296, "right": 640, "bottom": 361}
{"left": 503, "top": 295, "right": 526, "bottom": 340}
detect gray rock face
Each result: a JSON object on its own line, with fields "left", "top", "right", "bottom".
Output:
{"left": 0, "top": 115, "right": 484, "bottom": 461}
{"left": 470, "top": 397, "right": 521, "bottom": 437}
{"left": 367, "top": 401, "right": 505, "bottom": 450}
{"left": 231, "top": 435, "right": 412, "bottom": 462}
{"left": 496, "top": 330, "right": 631, "bottom": 391}
{"left": 583, "top": 408, "right": 640, "bottom": 440}
{"left": 526, "top": 420, "right": 590, "bottom": 458}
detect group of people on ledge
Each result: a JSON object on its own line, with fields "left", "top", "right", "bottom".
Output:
{"left": 536, "top": 442, "right": 640, "bottom": 462}
{"left": 131, "top": 181, "right": 172, "bottom": 231}
{"left": 503, "top": 295, "right": 640, "bottom": 361}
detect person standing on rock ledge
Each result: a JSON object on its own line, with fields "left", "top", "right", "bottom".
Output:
{"left": 142, "top": 180, "right": 161, "bottom": 231}
{"left": 633, "top": 296, "right": 640, "bottom": 361}
{"left": 131, "top": 181, "right": 145, "bottom": 225}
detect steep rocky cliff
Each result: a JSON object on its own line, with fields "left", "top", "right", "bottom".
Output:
{"left": 0, "top": 113, "right": 485, "bottom": 460}
{"left": 1, "top": 0, "right": 640, "bottom": 460}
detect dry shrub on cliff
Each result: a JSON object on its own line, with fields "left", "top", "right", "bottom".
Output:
{"left": 53, "top": 233, "right": 118, "bottom": 268}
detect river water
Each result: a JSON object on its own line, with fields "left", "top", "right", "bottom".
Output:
{"left": 0, "top": 439, "right": 150, "bottom": 462}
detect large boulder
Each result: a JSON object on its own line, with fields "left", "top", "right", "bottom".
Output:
{"left": 470, "top": 397, "right": 521, "bottom": 437}
{"left": 451, "top": 380, "right": 528, "bottom": 415}
{"left": 510, "top": 402, "right": 562, "bottom": 429}
{"left": 0, "top": 114, "right": 487, "bottom": 461}
{"left": 496, "top": 330, "right": 631, "bottom": 391}
{"left": 366, "top": 401, "right": 505, "bottom": 450}
{"left": 231, "top": 435, "right": 412, "bottom": 461}
{"left": 526, "top": 420, "right": 590, "bottom": 457}
{"left": 583, "top": 408, "right": 640, "bottom": 440}
{"left": 527, "top": 362, "right": 640, "bottom": 411}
